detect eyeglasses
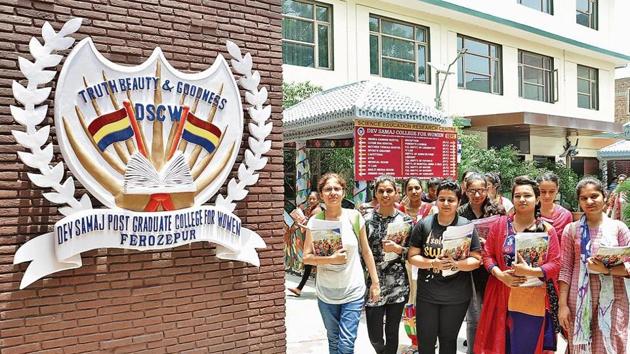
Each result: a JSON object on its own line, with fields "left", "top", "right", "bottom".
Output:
{"left": 322, "top": 186, "right": 343, "bottom": 193}
{"left": 466, "top": 188, "right": 487, "bottom": 195}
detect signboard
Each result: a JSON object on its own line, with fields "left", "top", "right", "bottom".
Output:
{"left": 11, "top": 19, "right": 269, "bottom": 289}
{"left": 354, "top": 120, "right": 457, "bottom": 181}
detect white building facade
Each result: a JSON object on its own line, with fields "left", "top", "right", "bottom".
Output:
{"left": 282, "top": 0, "right": 630, "bottom": 174}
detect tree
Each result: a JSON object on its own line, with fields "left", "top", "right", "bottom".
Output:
{"left": 456, "top": 122, "right": 579, "bottom": 210}
{"left": 282, "top": 81, "right": 323, "bottom": 108}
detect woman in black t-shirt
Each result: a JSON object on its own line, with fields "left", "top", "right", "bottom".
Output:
{"left": 408, "top": 180, "right": 481, "bottom": 354}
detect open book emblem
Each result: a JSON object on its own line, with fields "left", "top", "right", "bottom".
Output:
{"left": 54, "top": 38, "right": 243, "bottom": 211}
{"left": 11, "top": 19, "right": 270, "bottom": 289}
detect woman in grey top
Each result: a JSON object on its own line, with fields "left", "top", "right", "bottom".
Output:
{"left": 364, "top": 175, "right": 414, "bottom": 354}
{"left": 303, "top": 173, "right": 380, "bottom": 354}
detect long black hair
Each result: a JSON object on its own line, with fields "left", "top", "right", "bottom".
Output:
{"left": 512, "top": 175, "right": 546, "bottom": 232}
{"left": 465, "top": 172, "right": 506, "bottom": 217}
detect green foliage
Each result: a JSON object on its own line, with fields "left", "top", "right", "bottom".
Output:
{"left": 615, "top": 181, "right": 630, "bottom": 225}
{"left": 456, "top": 125, "right": 580, "bottom": 211}
{"left": 282, "top": 81, "right": 323, "bottom": 109}
{"left": 308, "top": 148, "right": 355, "bottom": 193}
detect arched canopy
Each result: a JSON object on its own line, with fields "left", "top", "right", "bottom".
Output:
{"left": 283, "top": 80, "right": 450, "bottom": 142}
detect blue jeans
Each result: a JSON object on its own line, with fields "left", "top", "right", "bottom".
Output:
{"left": 317, "top": 297, "right": 364, "bottom": 354}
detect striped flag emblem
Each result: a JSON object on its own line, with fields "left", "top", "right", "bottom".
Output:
{"left": 88, "top": 107, "right": 134, "bottom": 152}
{"left": 181, "top": 112, "right": 222, "bottom": 153}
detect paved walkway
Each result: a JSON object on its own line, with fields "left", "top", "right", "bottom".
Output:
{"left": 285, "top": 272, "right": 568, "bottom": 354}
{"left": 285, "top": 273, "right": 466, "bottom": 354}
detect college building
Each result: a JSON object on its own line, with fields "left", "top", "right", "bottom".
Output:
{"left": 281, "top": 0, "right": 630, "bottom": 177}
{"left": 1, "top": 1, "right": 286, "bottom": 353}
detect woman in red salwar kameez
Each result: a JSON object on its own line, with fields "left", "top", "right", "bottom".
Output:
{"left": 474, "top": 176, "right": 561, "bottom": 354}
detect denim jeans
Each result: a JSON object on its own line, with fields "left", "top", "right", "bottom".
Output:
{"left": 317, "top": 297, "right": 364, "bottom": 354}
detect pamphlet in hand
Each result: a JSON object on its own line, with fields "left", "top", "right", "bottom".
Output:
{"left": 309, "top": 219, "right": 343, "bottom": 257}
{"left": 514, "top": 232, "right": 548, "bottom": 287}
{"left": 471, "top": 215, "right": 501, "bottom": 243}
{"left": 384, "top": 221, "right": 412, "bottom": 262}
{"left": 440, "top": 223, "right": 475, "bottom": 276}
{"left": 289, "top": 208, "right": 307, "bottom": 226}
{"left": 595, "top": 244, "right": 630, "bottom": 268}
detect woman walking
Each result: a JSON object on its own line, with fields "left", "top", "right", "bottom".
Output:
{"left": 288, "top": 191, "right": 323, "bottom": 297}
{"left": 364, "top": 176, "right": 414, "bottom": 354}
{"left": 558, "top": 177, "right": 629, "bottom": 353}
{"left": 399, "top": 177, "right": 434, "bottom": 223}
{"left": 457, "top": 172, "right": 505, "bottom": 354}
{"left": 485, "top": 172, "right": 514, "bottom": 213}
{"left": 408, "top": 180, "right": 481, "bottom": 354}
{"left": 537, "top": 172, "right": 572, "bottom": 245}
{"left": 474, "top": 176, "right": 561, "bottom": 354}
{"left": 303, "top": 173, "right": 380, "bottom": 354}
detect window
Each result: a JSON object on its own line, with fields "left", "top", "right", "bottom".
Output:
{"left": 518, "top": 0, "right": 553, "bottom": 14}
{"left": 282, "top": 0, "right": 332, "bottom": 69}
{"left": 369, "top": 15, "right": 430, "bottom": 83}
{"left": 533, "top": 155, "right": 555, "bottom": 167}
{"left": 518, "top": 50, "right": 556, "bottom": 103}
{"left": 577, "top": 64, "right": 598, "bottom": 110}
{"left": 576, "top": 0, "right": 598, "bottom": 29}
{"left": 457, "top": 35, "right": 502, "bottom": 94}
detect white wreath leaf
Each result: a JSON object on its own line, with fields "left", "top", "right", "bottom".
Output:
{"left": 42, "top": 192, "right": 67, "bottom": 204}
{"left": 248, "top": 137, "right": 271, "bottom": 155}
{"left": 12, "top": 81, "right": 51, "bottom": 106}
{"left": 248, "top": 105, "right": 271, "bottom": 124}
{"left": 217, "top": 41, "right": 272, "bottom": 212}
{"left": 248, "top": 122, "right": 272, "bottom": 141}
{"left": 225, "top": 41, "right": 242, "bottom": 62}
{"left": 10, "top": 105, "right": 48, "bottom": 127}
{"left": 11, "top": 18, "right": 85, "bottom": 215}
{"left": 29, "top": 38, "right": 46, "bottom": 59}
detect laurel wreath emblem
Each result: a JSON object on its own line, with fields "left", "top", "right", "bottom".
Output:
{"left": 11, "top": 19, "right": 271, "bottom": 215}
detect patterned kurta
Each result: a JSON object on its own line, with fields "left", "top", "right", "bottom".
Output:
{"left": 364, "top": 210, "right": 413, "bottom": 307}
{"left": 559, "top": 220, "right": 630, "bottom": 354}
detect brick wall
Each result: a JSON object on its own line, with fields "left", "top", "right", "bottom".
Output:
{"left": 0, "top": 1, "right": 285, "bottom": 353}
{"left": 614, "top": 77, "right": 630, "bottom": 124}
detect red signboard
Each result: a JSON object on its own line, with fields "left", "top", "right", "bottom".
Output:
{"left": 354, "top": 120, "right": 457, "bottom": 181}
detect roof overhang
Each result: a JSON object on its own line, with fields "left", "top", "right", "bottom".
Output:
{"left": 466, "top": 112, "right": 623, "bottom": 138}
{"left": 406, "top": 0, "right": 630, "bottom": 65}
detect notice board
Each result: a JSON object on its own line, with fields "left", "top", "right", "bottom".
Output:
{"left": 354, "top": 120, "right": 457, "bottom": 181}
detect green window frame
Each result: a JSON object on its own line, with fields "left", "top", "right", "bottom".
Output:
{"left": 518, "top": 50, "right": 556, "bottom": 103}
{"left": 518, "top": 0, "right": 553, "bottom": 14}
{"left": 369, "top": 15, "right": 430, "bottom": 83}
{"left": 282, "top": 0, "right": 333, "bottom": 69}
{"left": 576, "top": 0, "right": 598, "bottom": 30}
{"left": 577, "top": 64, "right": 598, "bottom": 110}
{"left": 457, "top": 34, "right": 502, "bottom": 94}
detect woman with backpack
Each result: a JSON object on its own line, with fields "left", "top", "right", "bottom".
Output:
{"left": 364, "top": 175, "right": 413, "bottom": 354}
{"left": 408, "top": 180, "right": 482, "bottom": 354}
{"left": 302, "top": 173, "right": 380, "bottom": 354}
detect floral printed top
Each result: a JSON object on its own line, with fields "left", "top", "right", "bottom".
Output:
{"left": 364, "top": 209, "right": 413, "bottom": 307}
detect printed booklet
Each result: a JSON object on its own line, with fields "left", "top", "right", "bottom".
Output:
{"left": 594, "top": 244, "right": 630, "bottom": 268}
{"left": 309, "top": 219, "right": 343, "bottom": 257}
{"left": 471, "top": 215, "right": 501, "bottom": 242}
{"left": 384, "top": 221, "right": 412, "bottom": 262}
{"left": 440, "top": 223, "right": 475, "bottom": 276}
{"left": 514, "top": 232, "right": 548, "bottom": 287}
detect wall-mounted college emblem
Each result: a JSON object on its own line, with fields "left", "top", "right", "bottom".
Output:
{"left": 11, "top": 19, "right": 270, "bottom": 289}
